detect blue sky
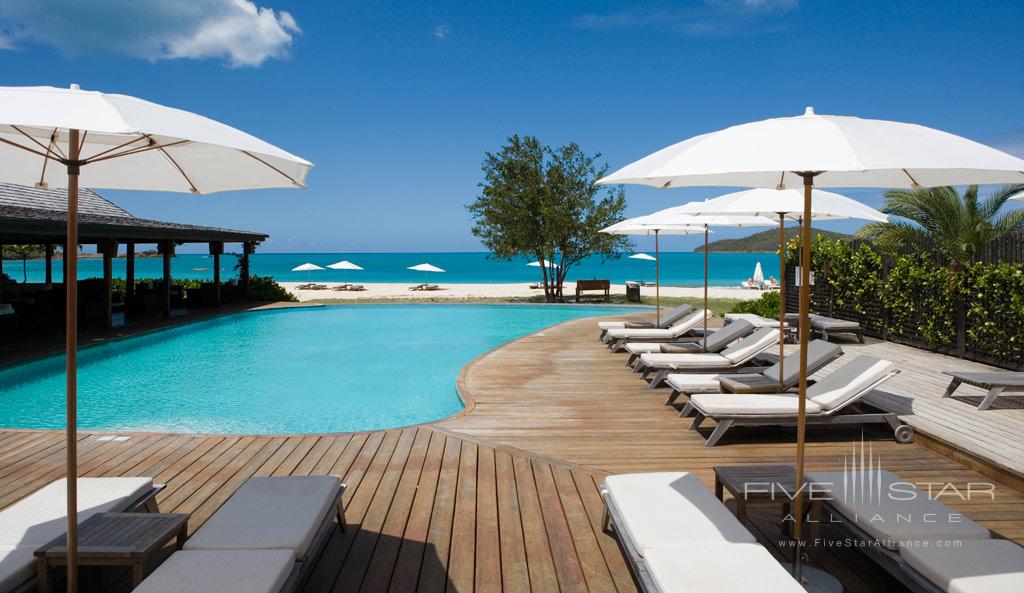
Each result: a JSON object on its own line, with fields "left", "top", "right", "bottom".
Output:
{"left": 2, "top": 0, "right": 1022, "bottom": 253}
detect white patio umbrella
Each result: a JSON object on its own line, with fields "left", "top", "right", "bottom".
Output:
{"left": 602, "top": 218, "right": 703, "bottom": 324}
{"left": 598, "top": 106, "right": 1024, "bottom": 584}
{"left": 0, "top": 84, "right": 312, "bottom": 592}
{"left": 327, "top": 260, "right": 364, "bottom": 284}
{"left": 628, "top": 211, "right": 774, "bottom": 345}
{"left": 527, "top": 260, "right": 560, "bottom": 289}
{"left": 753, "top": 261, "right": 765, "bottom": 284}
{"left": 408, "top": 262, "right": 445, "bottom": 285}
{"left": 672, "top": 188, "right": 888, "bottom": 390}
{"left": 628, "top": 253, "right": 656, "bottom": 285}
{"left": 292, "top": 262, "right": 325, "bottom": 283}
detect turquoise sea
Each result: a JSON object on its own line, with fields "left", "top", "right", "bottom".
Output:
{"left": 3, "top": 251, "right": 778, "bottom": 287}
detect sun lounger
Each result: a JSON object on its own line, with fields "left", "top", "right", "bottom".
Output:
{"left": 806, "top": 470, "right": 1021, "bottom": 593}
{"left": 600, "top": 472, "right": 803, "bottom": 593}
{"left": 664, "top": 340, "right": 843, "bottom": 405}
{"left": 597, "top": 303, "right": 696, "bottom": 337}
{"left": 331, "top": 283, "right": 351, "bottom": 291}
{"left": 602, "top": 309, "right": 712, "bottom": 352}
{"left": 786, "top": 312, "right": 864, "bottom": 343}
{"left": 681, "top": 355, "right": 910, "bottom": 446}
{"left": 627, "top": 319, "right": 756, "bottom": 370}
{"left": 130, "top": 476, "right": 346, "bottom": 593}
{"left": 0, "top": 477, "right": 161, "bottom": 593}
{"left": 348, "top": 284, "right": 366, "bottom": 291}
{"left": 638, "top": 327, "right": 781, "bottom": 388}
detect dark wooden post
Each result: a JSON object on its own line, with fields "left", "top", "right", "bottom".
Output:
{"left": 100, "top": 240, "right": 115, "bottom": 330}
{"left": 45, "top": 244, "right": 54, "bottom": 284}
{"left": 160, "top": 241, "right": 174, "bottom": 319}
{"left": 241, "top": 242, "right": 254, "bottom": 301}
{"left": 125, "top": 242, "right": 136, "bottom": 297}
{"left": 210, "top": 241, "right": 223, "bottom": 307}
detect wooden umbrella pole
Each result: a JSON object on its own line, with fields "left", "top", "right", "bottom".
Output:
{"left": 703, "top": 225, "right": 709, "bottom": 351}
{"left": 65, "top": 128, "right": 81, "bottom": 593}
{"left": 654, "top": 230, "right": 660, "bottom": 326}
{"left": 778, "top": 213, "right": 786, "bottom": 390}
{"left": 792, "top": 173, "right": 817, "bottom": 580}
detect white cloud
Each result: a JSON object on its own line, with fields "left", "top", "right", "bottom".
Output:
{"left": 433, "top": 23, "right": 450, "bottom": 39}
{"left": 0, "top": 0, "right": 300, "bottom": 67}
{"left": 572, "top": 0, "right": 799, "bottom": 36}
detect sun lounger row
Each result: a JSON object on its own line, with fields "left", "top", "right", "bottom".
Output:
{"left": 0, "top": 477, "right": 161, "bottom": 593}
{"left": 808, "top": 469, "right": 1024, "bottom": 593}
{"left": 409, "top": 283, "right": 441, "bottom": 291}
{"left": 600, "top": 472, "right": 805, "bottom": 593}
{"left": 623, "top": 317, "right": 754, "bottom": 366}
{"left": 331, "top": 283, "right": 365, "bottom": 291}
{"left": 134, "top": 475, "right": 346, "bottom": 593}
{"left": 636, "top": 326, "right": 780, "bottom": 387}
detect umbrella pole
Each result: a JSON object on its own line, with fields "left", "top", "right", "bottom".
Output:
{"left": 778, "top": 213, "right": 786, "bottom": 390}
{"left": 654, "top": 230, "right": 660, "bottom": 326}
{"left": 703, "top": 225, "right": 708, "bottom": 351}
{"left": 65, "top": 128, "right": 81, "bottom": 593}
{"left": 792, "top": 173, "right": 817, "bottom": 580}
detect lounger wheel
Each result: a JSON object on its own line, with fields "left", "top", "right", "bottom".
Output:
{"left": 894, "top": 424, "right": 914, "bottom": 444}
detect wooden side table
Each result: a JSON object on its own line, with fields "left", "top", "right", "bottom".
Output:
{"left": 713, "top": 465, "right": 796, "bottom": 524}
{"left": 35, "top": 512, "right": 188, "bottom": 593}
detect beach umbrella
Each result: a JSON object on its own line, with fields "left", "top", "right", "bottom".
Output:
{"left": 753, "top": 261, "right": 765, "bottom": 284}
{"left": 629, "top": 211, "right": 774, "bottom": 346}
{"left": 602, "top": 218, "right": 703, "bottom": 324}
{"left": 292, "top": 262, "right": 325, "bottom": 283}
{"left": 408, "top": 262, "right": 445, "bottom": 285}
{"left": 527, "top": 260, "right": 560, "bottom": 289}
{"left": 327, "top": 260, "right": 364, "bottom": 284}
{"left": 671, "top": 188, "right": 888, "bottom": 391}
{"left": 598, "top": 106, "right": 1024, "bottom": 585}
{"left": 0, "top": 84, "right": 312, "bottom": 592}
{"left": 628, "top": 253, "right": 656, "bottom": 284}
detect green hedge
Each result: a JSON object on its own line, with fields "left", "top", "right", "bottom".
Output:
{"left": 247, "top": 275, "right": 297, "bottom": 302}
{"left": 729, "top": 291, "right": 780, "bottom": 318}
{"left": 788, "top": 236, "right": 1024, "bottom": 364}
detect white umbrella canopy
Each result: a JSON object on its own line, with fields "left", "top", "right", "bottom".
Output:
{"left": 599, "top": 106, "right": 1024, "bottom": 189}
{"left": 0, "top": 84, "right": 313, "bottom": 593}
{"left": 753, "top": 261, "right": 765, "bottom": 284}
{"left": 597, "top": 107, "right": 1024, "bottom": 584}
{"left": 629, "top": 253, "right": 657, "bottom": 261}
{"left": 292, "top": 262, "right": 325, "bottom": 272}
{"left": 327, "top": 260, "right": 364, "bottom": 271}
{"left": 670, "top": 188, "right": 889, "bottom": 222}
{"left": 408, "top": 263, "right": 445, "bottom": 273}
{"left": 527, "top": 260, "right": 560, "bottom": 268}
{"left": 0, "top": 85, "right": 312, "bottom": 192}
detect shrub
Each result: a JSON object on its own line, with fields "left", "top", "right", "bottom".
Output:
{"left": 730, "top": 290, "right": 780, "bottom": 318}
{"left": 247, "top": 275, "right": 297, "bottom": 302}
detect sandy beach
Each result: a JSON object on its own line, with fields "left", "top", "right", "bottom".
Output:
{"left": 280, "top": 281, "right": 764, "bottom": 302}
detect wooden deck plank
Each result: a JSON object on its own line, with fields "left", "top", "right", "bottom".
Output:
{"left": 474, "top": 445, "right": 501, "bottom": 593}
{"left": 494, "top": 449, "right": 531, "bottom": 593}
{"left": 417, "top": 434, "right": 462, "bottom": 593}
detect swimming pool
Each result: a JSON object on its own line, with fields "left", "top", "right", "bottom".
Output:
{"left": 0, "top": 304, "right": 642, "bottom": 434}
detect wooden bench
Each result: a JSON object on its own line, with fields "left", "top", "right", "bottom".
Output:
{"left": 575, "top": 279, "right": 610, "bottom": 303}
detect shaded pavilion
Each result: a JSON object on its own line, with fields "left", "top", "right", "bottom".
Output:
{"left": 0, "top": 182, "right": 266, "bottom": 336}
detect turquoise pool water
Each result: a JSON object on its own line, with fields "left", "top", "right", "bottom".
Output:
{"left": 0, "top": 305, "right": 641, "bottom": 434}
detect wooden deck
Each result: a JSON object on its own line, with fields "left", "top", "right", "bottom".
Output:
{"left": 2, "top": 310, "right": 1024, "bottom": 592}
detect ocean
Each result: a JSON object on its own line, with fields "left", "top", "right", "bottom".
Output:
{"left": 2, "top": 251, "right": 778, "bottom": 287}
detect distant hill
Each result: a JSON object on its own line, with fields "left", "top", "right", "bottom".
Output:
{"left": 694, "top": 227, "right": 854, "bottom": 253}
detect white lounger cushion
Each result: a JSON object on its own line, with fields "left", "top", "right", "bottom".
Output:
{"left": 664, "top": 373, "right": 727, "bottom": 393}
{"left": 0, "top": 477, "right": 153, "bottom": 546}
{"left": 689, "top": 392, "right": 823, "bottom": 415}
{"left": 807, "top": 470, "right": 990, "bottom": 550}
{"left": 625, "top": 342, "right": 697, "bottom": 355}
{"left": 603, "top": 472, "right": 755, "bottom": 558}
{"left": 0, "top": 546, "right": 36, "bottom": 593}
{"left": 133, "top": 549, "right": 295, "bottom": 593}
{"left": 184, "top": 476, "right": 340, "bottom": 558}
{"left": 901, "top": 539, "right": 1024, "bottom": 593}
{"left": 808, "top": 356, "right": 895, "bottom": 411}
{"left": 643, "top": 543, "right": 805, "bottom": 593}
{"left": 604, "top": 310, "right": 708, "bottom": 340}
{"left": 638, "top": 352, "right": 733, "bottom": 368}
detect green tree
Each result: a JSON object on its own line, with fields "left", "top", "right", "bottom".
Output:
{"left": 468, "top": 135, "right": 630, "bottom": 302}
{"left": 4, "top": 245, "right": 42, "bottom": 283}
{"left": 857, "top": 184, "right": 1024, "bottom": 266}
